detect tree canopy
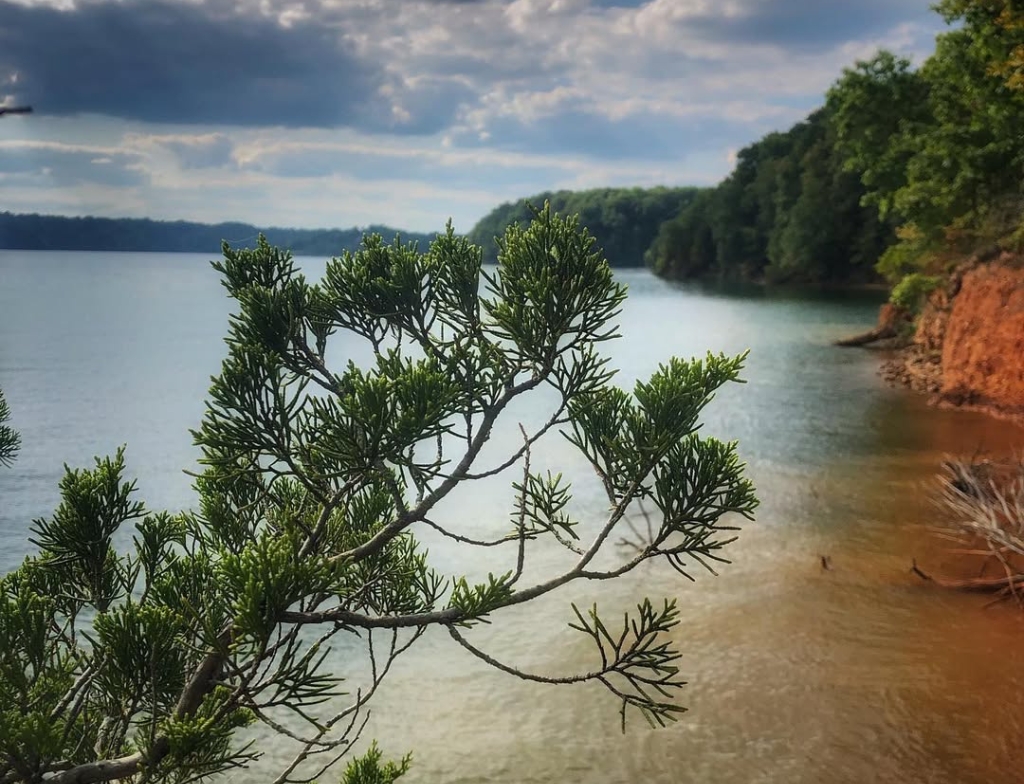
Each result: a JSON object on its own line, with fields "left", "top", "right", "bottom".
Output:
{"left": 649, "top": 1, "right": 1024, "bottom": 291}
{"left": 468, "top": 187, "right": 702, "bottom": 267}
{"left": 646, "top": 109, "right": 890, "bottom": 286}
{"left": 825, "top": 52, "right": 932, "bottom": 223}
{"left": 0, "top": 213, "right": 435, "bottom": 256}
{"left": 827, "top": 0, "right": 1024, "bottom": 282}
{"left": 0, "top": 208, "right": 756, "bottom": 784}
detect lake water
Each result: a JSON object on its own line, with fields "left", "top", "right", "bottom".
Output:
{"left": 2, "top": 249, "right": 1024, "bottom": 784}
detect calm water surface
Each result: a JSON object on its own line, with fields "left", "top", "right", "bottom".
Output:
{"left": 2, "top": 250, "right": 1023, "bottom": 784}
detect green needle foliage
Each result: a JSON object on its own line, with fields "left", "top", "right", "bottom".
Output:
{"left": 0, "top": 205, "right": 757, "bottom": 784}
{"left": 0, "top": 390, "right": 19, "bottom": 468}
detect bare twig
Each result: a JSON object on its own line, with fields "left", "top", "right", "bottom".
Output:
{"left": 916, "top": 455, "right": 1024, "bottom": 598}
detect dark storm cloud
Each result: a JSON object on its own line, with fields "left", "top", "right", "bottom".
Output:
{"left": 686, "top": 0, "right": 937, "bottom": 51}
{"left": 0, "top": 0, "right": 380, "bottom": 128}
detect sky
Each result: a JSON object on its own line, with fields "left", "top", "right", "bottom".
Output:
{"left": 0, "top": 0, "right": 945, "bottom": 233}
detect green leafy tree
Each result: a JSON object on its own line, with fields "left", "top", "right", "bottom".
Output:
{"left": 889, "top": 272, "right": 943, "bottom": 314}
{"left": 647, "top": 109, "right": 889, "bottom": 286}
{"left": 907, "top": 3, "right": 1024, "bottom": 242}
{"left": 645, "top": 191, "right": 719, "bottom": 280}
{"left": 938, "top": 0, "right": 1024, "bottom": 90}
{"left": 770, "top": 125, "right": 887, "bottom": 285}
{"left": 468, "top": 188, "right": 702, "bottom": 267}
{"left": 0, "top": 207, "right": 756, "bottom": 784}
{"left": 829, "top": 9, "right": 1024, "bottom": 282}
{"left": 826, "top": 51, "right": 932, "bottom": 223}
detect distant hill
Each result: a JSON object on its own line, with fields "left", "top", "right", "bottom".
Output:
{"left": 0, "top": 213, "right": 437, "bottom": 255}
{"left": 467, "top": 187, "right": 703, "bottom": 267}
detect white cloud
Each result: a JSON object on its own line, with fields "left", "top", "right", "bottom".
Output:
{"left": 125, "top": 132, "right": 237, "bottom": 169}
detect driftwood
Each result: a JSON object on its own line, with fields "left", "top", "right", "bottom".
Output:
{"left": 913, "top": 456, "right": 1024, "bottom": 600}
{"left": 834, "top": 324, "right": 897, "bottom": 347}
{"left": 910, "top": 559, "right": 1024, "bottom": 592}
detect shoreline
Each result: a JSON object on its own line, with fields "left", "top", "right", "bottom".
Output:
{"left": 879, "top": 345, "right": 1024, "bottom": 425}
{"left": 858, "top": 253, "right": 1024, "bottom": 426}
{"left": 677, "top": 259, "right": 1024, "bottom": 427}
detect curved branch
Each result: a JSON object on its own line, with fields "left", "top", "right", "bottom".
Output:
{"left": 464, "top": 406, "right": 569, "bottom": 480}
{"left": 418, "top": 516, "right": 520, "bottom": 548}
{"left": 46, "top": 626, "right": 233, "bottom": 784}
{"left": 446, "top": 625, "right": 600, "bottom": 685}
{"left": 281, "top": 607, "right": 463, "bottom": 628}
{"left": 335, "top": 373, "right": 545, "bottom": 564}
{"left": 43, "top": 752, "right": 147, "bottom": 784}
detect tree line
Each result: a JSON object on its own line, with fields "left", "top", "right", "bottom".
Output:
{"left": 468, "top": 129, "right": 894, "bottom": 286}
{"left": 0, "top": 213, "right": 435, "bottom": 256}
{"left": 827, "top": 0, "right": 1024, "bottom": 292}
{"left": 651, "top": 0, "right": 1024, "bottom": 291}
{"left": 645, "top": 108, "right": 891, "bottom": 286}
{"left": 476, "top": 2, "right": 1024, "bottom": 292}
{"left": 467, "top": 187, "right": 702, "bottom": 267}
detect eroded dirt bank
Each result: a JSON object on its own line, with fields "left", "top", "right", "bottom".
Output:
{"left": 880, "top": 254, "right": 1024, "bottom": 421}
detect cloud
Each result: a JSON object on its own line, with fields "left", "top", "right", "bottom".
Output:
{"left": 458, "top": 107, "right": 686, "bottom": 160}
{"left": 451, "top": 82, "right": 802, "bottom": 160}
{"left": 0, "top": 140, "right": 148, "bottom": 186}
{"left": 0, "top": 0, "right": 942, "bottom": 146}
{"left": 128, "top": 133, "right": 237, "bottom": 170}
{"left": 230, "top": 134, "right": 660, "bottom": 192}
{"left": 339, "top": 0, "right": 942, "bottom": 161}
{"left": 360, "top": 76, "right": 478, "bottom": 136}
{"left": 0, "top": 0, "right": 379, "bottom": 128}
{"left": 0, "top": 0, "right": 948, "bottom": 232}
{"left": 682, "top": 0, "right": 936, "bottom": 51}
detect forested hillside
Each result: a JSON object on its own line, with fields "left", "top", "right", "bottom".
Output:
{"left": 826, "top": 0, "right": 1024, "bottom": 290}
{"left": 649, "top": 1, "right": 1024, "bottom": 291}
{"left": 825, "top": 1, "right": 1024, "bottom": 416}
{"left": 0, "top": 213, "right": 435, "bottom": 255}
{"left": 646, "top": 108, "right": 891, "bottom": 286}
{"left": 467, "top": 187, "right": 701, "bottom": 266}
